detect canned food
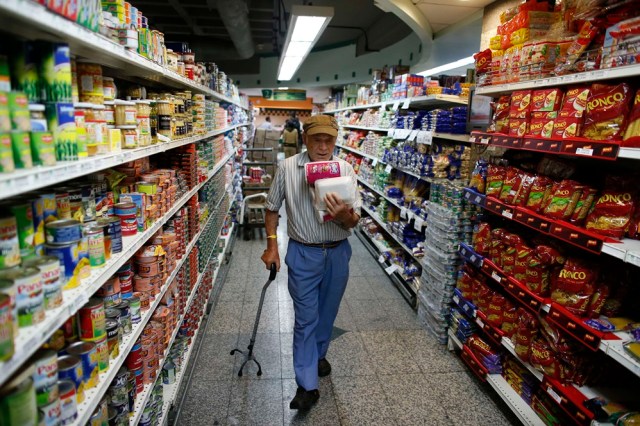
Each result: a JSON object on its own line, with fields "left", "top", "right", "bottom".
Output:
{"left": 29, "top": 196, "right": 45, "bottom": 255}
{"left": 133, "top": 367, "right": 143, "bottom": 394}
{"left": 107, "top": 380, "right": 128, "bottom": 405}
{"left": 0, "top": 375, "right": 37, "bottom": 426}
{"left": 66, "top": 341, "right": 98, "bottom": 389}
{"left": 57, "top": 355, "right": 84, "bottom": 403}
{"left": 80, "top": 185, "right": 96, "bottom": 223}
{"left": 68, "top": 187, "right": 83, "bottom": 222}
{"left": 97, "top": 216, "right": 122, "bottom": 254}
{"left": 30, "top": 349, "right": 58, "bottom": 407}
{"left": 55, "top": 191, "right": 71, "bottom": 220}
{"left": 114, "top": 300, "right": 131, "bottom": 335}
{"left": 38, "top": 192, "right": 57, "bottom": 224}
{"left": 118, "top": 270, "right": 133, "bottom": 299}
{"left": 40, "top": 397, "right": 61, "bottom": 426}
{"left": 44, "top": 240, "right": 82, "bottom": 290}
{"left": 0, "top": 213, "right": 21, "bottom": 268}
{"left": 95, "top": 336, "right": 109, "bottom": 372}
{"left": 129, "top": 296, "right": 141, "bottom": 324}
{"left": 89, "top": 398, "right": 108, "bottom": 426}
{"left": 23, "top": 256, "right": 63, "bottom": 309}
{"left": 0, "top": 293, "right": 14, "bottom": 361}
{"left": 10, "top": 202, "right": 35, "bottom": 258}
{"left": 113, "top": 202, "right": 136, "bottom": 217}
{"left": 58, "top": 379, "right": 77, "bottom": 425}
{"left": 45, "top": 219, "right": 82, "bottom": 244}
{"left": 97, "top": 276, "right": 121, "bottom": 309}
{"left": 87, "top": 228, "right": 105, "bottom": 267}
{"left": 119, "top": 214, "right": 137, "bottom": 236}
{"left": 126, "top": 339, "right": 142, "bottom": 370}
{"left": 78, "top": 298, "right": 106, "bottom": 342}
{"left": 0, "top": 267, "right": 44, "bottom": 327}
{"left": 106, "top": 318, "right": 120, "bottom": 360}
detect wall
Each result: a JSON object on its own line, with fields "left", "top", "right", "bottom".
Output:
{"left": 231, "top": 33, "right": 422, "bottom": 89}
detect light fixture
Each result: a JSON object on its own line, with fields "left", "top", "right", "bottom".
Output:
{"left": 417, "top": 56, "right": 475, "bottom": 77}
{"left": 277, "top": 5, "right": 333, "bottom": 81}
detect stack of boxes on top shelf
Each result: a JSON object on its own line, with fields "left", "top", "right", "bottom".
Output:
{"left": 417, "top": 182, "right": 474, "bottom": 344}
{"left": 243, "top": 128, "right": 279, "bottom": 195}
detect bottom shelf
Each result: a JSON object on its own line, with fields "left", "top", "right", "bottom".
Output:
{"left": 447, "top": 330, "right": 545, "bottom": 426}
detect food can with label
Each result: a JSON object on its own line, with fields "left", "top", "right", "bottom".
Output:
{"left": 57, "top": 355, "right": 83, "bottom": 403}
{"left": 44, "top": 240, "right": 82, "bottom": 290}
{"left": 94, "top": 335, "right": 109, "bottom": 372}
{"left": 38, "top": 192, "right": 57, "bottom": 224}
{"left": 106, "top": 318, "right": 120, "bottom": 360}
{"left": 87, "top": 227, "right": 105, "bottom": 267}
{"left": 97, "top": 216, "right": 122, "bottom": 254}
{"left": 0, "top": 213, "right": 21, "bottom": 269}
{"left": 0, "top": 374, "right": 37, "bottom": 426}
{"left": 66, "top": 341, "right": 98, "bottom": 390}
{"left": 119, "top": 214, "right": 137, "bottom": 237}
{"left": 30, "top": 349, "right": 58, "bottom": 407}
{"left": 0, "top": 267, "right": 44, "bottom": 327}
{"left": 128, "top": 296, "right": 141, "bottom": 324}
{"left": 10, "top": 202, "right": 35, "bottom": 258}
{"left": 114, "top": 300, "right": 131, "bottom": 335}
{"left": 58, "top": 379, "right": 77, "bottom": 425}
{"left": 27, "top": 195, "right": 45, "bottom": 256}
{"left": 45, "top": 219, "right": 82, "bottom": 244}
{"left": 54, "top": 190, "right": 71, "bottom": 220}
{"left": 40, "top": 396, "right": 61, "bottom": 426}
{"left": 23, "top": 256, "right": 63, "bottom": 309}
{"left": 0, "top": 293, "right": 14, "bottom": 361}
{"left": 78, "top": 297, "right": 105, "bottom": 342}
{"left": 67, "top": 187, "right": 83, "bottom": 223}
{"left": 80, "top": 185, "right": 96, "bottom": 223}
{"left": 88, "top": 398, "right": 108, "bottom": 426}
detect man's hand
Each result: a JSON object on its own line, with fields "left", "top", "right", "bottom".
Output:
{"left": 324, "top": 192, "right": 352, "bottom": 223}
{"left": 261, "top": 247, "right": 281, "bottom": 272}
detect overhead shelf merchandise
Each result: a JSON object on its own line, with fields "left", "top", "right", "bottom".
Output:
{"left": 0, "top": 1, "right": 252, "bottom": 421}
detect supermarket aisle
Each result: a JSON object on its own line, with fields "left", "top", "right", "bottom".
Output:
{"left": 178, "top": 217, "right": 518, "bottom": 425}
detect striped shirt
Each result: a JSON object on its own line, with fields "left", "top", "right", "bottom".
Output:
{"left": 265, "top": 152, "right": 362, "bottom": 244}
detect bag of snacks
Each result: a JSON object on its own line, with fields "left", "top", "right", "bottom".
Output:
{"left": 623, "top": 89, "right": 640, "bottom": 147}
{"left": 469, "top": 159, "right": 488, "bottom": 193}
{"left": 554, "top": 21, "right": 600, "bottom": 75}
{"left": 551, "top": 257, "right": 598, "bottom": 316}
{"left": 585, "top": 182, "right": 636, "bottom": 239}
{"left": 489, "top": 95, "right": 511, "bottom": 133}
{"left": 543, "top": 180, "right": 583, "bottom": 220}
{"left": 499, "top": 167, "right": 523, "bottom": 204}
{"left": 514, "top": 244, "right": 534, "bottom": 283}
{"left": 582, "top": 83, "right": 632, "bottom": 140}
{"left": 525, "top": 175, "right": 554, "bottom": 212}
{"left": 486, "top": 164, "right": 506, "bottom": 197}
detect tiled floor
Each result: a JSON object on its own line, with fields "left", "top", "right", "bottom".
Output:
{"left": 178, "top": 220, "right": 519, "bottom": 425}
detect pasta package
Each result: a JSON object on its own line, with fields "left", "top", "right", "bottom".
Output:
{"left": 622, "top": 89, "right": 640, "bottom": 147}
{"left": 585, "top": 188, "right": 636, "bottom": 239}
{"left": 474, "top": 49, "right": 492, "bottom": 75}
{"left": 553, "top": 21, "right": 600, "bottom": 75}
{"left": 509, "top": 118, "right": 529, "bottom": 137}
{"left": 490, "top": 95, "right": 511, "bottom": 133}
{"left": 499, "top": 167, "right": 523, "bottom": 204}
{"left": 509, "top": 90, "right": 532, "bottom": 118}
{"left": 569, "top": 187, "right": 598, "bottom": 226}
{"left": 525, "top": 175, "right": 554, "bottom": 213}
{"left": 513, "top": 172, "right": 536, "bottom": 206}
{"left": 561, "top": 86, "right": 590, "bottom": 113}
{"left": 543, "top": 180, "right": 583, "bottom": 220}
{"left": 552, "top": 110, "right": 583, "bottom": 138}
{"left": 529, "top": 117, "right": 555, "bottom": 138}
{"left": 486, "top": 164, "right": 506, "bottom": 197}
{"left": 582, "top": 83, "right": 632, "bottom": 141}
{"left": 513, "top": 244, "right": 534, "bottom": 283}
{"left": 551, "top": 258, "right": 598, "bottom": 316}
{"left": 532, "top": 88, "right": 563, "bottom": 112}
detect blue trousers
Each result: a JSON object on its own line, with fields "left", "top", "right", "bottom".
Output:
{"left": 285, "top": 239, "right": 352, "bottom": 391}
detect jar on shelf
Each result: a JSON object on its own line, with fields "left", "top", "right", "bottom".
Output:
{"left": 104, "top": 101, "right": 115, "bottom": 126}
{"left": 92, "top": 104, "right": 108, "bottom": 154}
{"left": 119, "top": 125, "right": 138, "bottom": 149}
{"left": 149, "top": 100, "right": 158, "bottom": 143}
{"left": 166, "top": 49, "right": 178, "bottom": 72}
{"left": 29, "top": 104, "right": 47, "bottom": 131}
{"left": 77, "top": 61, "right": 104, "bottom": 104}
{"left": 74, "top": 102, "right": 91, "bottom": 158}
{"left": 107, "top": 125, "right": 121, "bottom": 152}
{"left": 177, "top": 61, "right": 185, "bottom": 77}
{"left": 114, "top": 100, "right": 137, "bottom": 126}
{"left": 136, "top": 100, "right": 151, "bottom": 146}
{"left": 102, "top": 77, "right": 116, "bottom": 101}
{"left": 156, "top": 100, "right": 171, "bottom": 139}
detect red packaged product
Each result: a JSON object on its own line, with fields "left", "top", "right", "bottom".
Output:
{"left": 512, "top": 173, "right": 536, "bottom": 206}
{"left": 543, "top": 180, "right": 583, "bottom": 220}
{"left": 513, "top": 308, "right": 539, "bottom": 361}
{"left": 552, "top": 110, "right": 583, "bottom": 138}
{"left": 487, "top": 293, "right": 507, "bottom": 327}
{"left": 486, "top": 165, "right": 506, "bottom": 197}
{"left": 501, "top": 301, "right": 518, "bottom": 338}
{"left": 532, "top": 88, "right": 563, "bottom": 111}
{"left": 535, "top": 244, "right": 565, "bottom": 266}
{"left": 513, "top": 244, "right": 534, "bottom": 283}
{"left": 569, "top": 187, "right": 598, "bottom": 226}
{"left": 509, "top": 90, "right": 533, "bottom": 119}
{"left": 489, "top": 95, "right": 512, "bottom": 133}
{"left": 529, "top": 337, "right": 566, "bottom": 380}
{"left": 623, "top": 89, "right": 640, "bottom": 147}
{"left": 456, "top": 267, "right": 475, "bottom": 299}
{"left": 525, "top": 175, "right": 553, "bottom": 212}
{"left": 585, "top": 188, "right": 636, "bottom": 239}
{"left": 554, "top": 21, "right": 600, "bottom": 75}
{"left": 474, "top": 49, "right": 492, "bottom": 75}
{"left": 586, "top": 283, "right": 610, "bottom": 318}
{"left": 501, "top": 244, "right": 517, "bottom": 275}
{"left": 582, "top": 83, "right": 632, "bottom": 141}
{"left": 475, "top": 286, "right": 495, "bottom": 313}
{"left": 561, "top": 86, "right": 591, "bottom": 113}
{"left": 498, "top": 167, "right": 523, "bottom": 204}
{"left": 551, "top": 258, "right": 598, "bottom": 316}
{"left": 509, "top": 119, "right": 529, "bottom": 137}
{"left": 526, "top": 255, "right": 550, "bottom": 296}
{"left": 528, "top": 117, "right": 555, "bottom": 138}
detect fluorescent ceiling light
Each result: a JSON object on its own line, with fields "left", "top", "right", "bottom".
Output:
{"left": 417, "top": 56, "right": 475, "bottom": 77}
{"left": 277, "top": 5, "right": 333, "bottom": 81}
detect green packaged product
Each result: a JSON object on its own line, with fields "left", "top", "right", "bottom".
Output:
{"left": 0, "top": 375, "right": 38, "bottom": 426}
{"left": 30, "top": 132, "right": 56, "bottom": 166}
{"left": 46, "top": 102, "right": 77, "bottom": 161}
{"left": 9, "top": 42, "right": 39, "bottom": 102}
{"left": 10, "top": 131, "right": 33, "bottom": 169}
{"left": 38, "top": 42, "right": 72, "bottom": 103}
{"left": 0, "top": 56, "right": 10, "bottom": 92}
{"left": 8, "top": 92, "right": 30, "bottom": 132}
{"left": 0, "top": 92, "right": 10, "bottom": 133}
{"left": 10, "top": 202, "right": 35, "bottom": 258}
{"left": 0, "top": 133, "right": 14, "bottom": 173}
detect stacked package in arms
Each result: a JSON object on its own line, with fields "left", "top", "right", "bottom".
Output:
{"left": 417, "top": 182, "right": 475, "bottom": 344}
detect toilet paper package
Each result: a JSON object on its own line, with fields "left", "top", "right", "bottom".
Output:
{"left": 313, "top": 176, "right": 357, "bottom": 223}
{"left": 305, "top": 161, "right": 344, "bottom": 185}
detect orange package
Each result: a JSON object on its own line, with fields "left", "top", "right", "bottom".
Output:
{"left": 509, "top": 118, "right": 529, "bottom": 137}
{"left": 561, "top": 86, "right": 590, "bottom": 113}
{"left": 509, "top": 90, "right": 532, "bottom": 118}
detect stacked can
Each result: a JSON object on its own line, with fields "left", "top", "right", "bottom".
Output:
{"left": 140, "top": 379, "right": 163, "bottom": 425}
{"left": 106, "top": 366, "right": 130, "bottom": 423}
{"left": 0, "top": 366, "right": 38, "bottom": 426}
{"left": 30, "top": 349, "right": 61, "bottom": 426}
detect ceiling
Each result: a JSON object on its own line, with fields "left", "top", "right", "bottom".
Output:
{"left": 135, "top": 0, "right": 494, "bottom": 75}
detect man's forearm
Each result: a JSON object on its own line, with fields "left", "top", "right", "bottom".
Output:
{"left": 265, "top": 210, "right": 279, "bottom": 250}
{"left": 340, "top": 211, "right": 360, "bottom": 229}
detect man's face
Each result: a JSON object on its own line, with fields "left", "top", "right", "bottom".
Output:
{"left": 304, "top": 132, "right": 336, "bottom": 161}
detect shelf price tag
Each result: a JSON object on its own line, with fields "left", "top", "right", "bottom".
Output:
{"left": 400, "top": 207, "right": 408, "bottom": 219}
{"left": 416, "top": 131, "right": 433, "bottom": 145}
{"left": 414, "top": 217, "right": 425, "bottom": 231}
{"left": 387, "top": 129, "right": 395, "bottom": 137}
{"left": 391, "top": 101, "right": 401, "bottom": 111}
{"left": 406, "top": 211, "right": 415, "bottom": 221}
{"left": 378, "top": 254, "right": 385, "bottom": 263}
{"left": 502, "top": 210, "right": 513, "bottom": 219}
{"left": 385, "top": 165, "right": 393, "bottom": 173}
{"left": 576, "top": 147, "right": 594, "bottom": 156}
{"left": 408, "top": 130, "right": 418, "bottom": 141}
{"left": 491, "top": 272, "right": 502, "bottom": 283}
{"left": 401, "top": 98, "right": 411, "bottom": 109}
{"left": 453, "top": 295, "right": 460, "bottom": 305}
{"left": 372, "top": 158, "right": 378, "bottom": 167}
{"left": 546, "top": 386, "right": 563, "bottom": 405}
{"left": 385, "top": 264, "right": 400, "bottom": 275}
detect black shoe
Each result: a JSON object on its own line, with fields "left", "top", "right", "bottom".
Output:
{"left": 289, "top": 387, "right": 320, "bottom": 410}
{"left": 318, "top": 358, "right": 331, "bottom": 377}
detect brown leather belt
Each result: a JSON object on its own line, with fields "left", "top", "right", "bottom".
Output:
{"left": 294, "top": 239, "right": 345, "bottom": 249}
